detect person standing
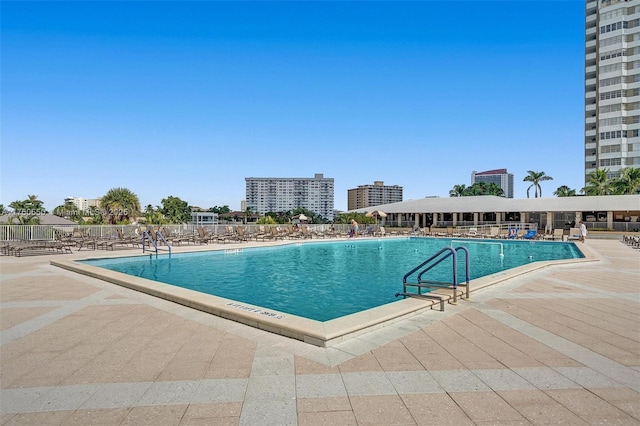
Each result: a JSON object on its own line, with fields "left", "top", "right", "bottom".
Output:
{"left": 350, "top": 219, "right": 359, "bottom": 237}
{"left": 579, "top": 221, "right": 587, "bottom": 243}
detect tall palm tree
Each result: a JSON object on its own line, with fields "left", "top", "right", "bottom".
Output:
{"left": 553, "top": 185, "right": 577, "bottom": 197}
{"left": 613, "top": 167, "right": 640, "bottom": 194}
{"left": 100, "top": 187, "right": 141, "bottom": 224}
{"left": 8, "top": 195, "right": 45, "bottom": 224}
{"left": 243, "top": 207, "right": 253, "bottom": 224}
{"left": 582, "top": 168, "right": 615, "bottom": 195}
{"left": 449, "top": 184, "right": 467, "bottom": 197}
{"left": 523, "top": 171, "right": 553, "bottom": 198}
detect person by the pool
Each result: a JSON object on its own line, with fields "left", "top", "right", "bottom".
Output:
{"left": 350, "top": 219, "right": 359, "bottom": 237}
{"left": 579, "top": 220, "right": 587, "bottom": 243}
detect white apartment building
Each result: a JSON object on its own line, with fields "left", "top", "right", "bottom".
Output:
{"left": 64, "top": 197, "right": 101, "bottom": 211}
{"left": 64, "top": 197, "right": 88, "bottom": 210}
{"left": 245, "top": 173, "right": 335, "bottom": 220}
{"left": 585, "top": 0, "right": 640, "bottom": 182}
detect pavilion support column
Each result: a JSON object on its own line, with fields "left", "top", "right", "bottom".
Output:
{"left": 607, "top": 211, "right": 613, "bottom": 229}
{"left": 414, "top": 213, "right": 419, "bottom": 227}
{"left": 546, "top": 211, "right": 554, "bottom": 233}
{"left": 575, "top": 211, "right": 582, "bottom": 224}
{"left": 452, "top": 213, "right": 457, "bottom": 227}
{"left": 398, "top": 213, "right": 402, "bottom": 227}
{"left": 496, "top": 212, "right": 501, "bottom": 227}
{"left": 520, "top": 212, "right": 527, "bottom": 229}
{"left": 473, "top": 212, "right": 478, "bottom": 226}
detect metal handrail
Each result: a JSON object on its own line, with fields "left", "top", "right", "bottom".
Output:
{"left": 142, "top": 230, "right": 172, "bottom": 257}
{"left": 415, "top": 247, "right": 457, "bottom": 284}
{"left": 452, "top": 246, "right": 470, "bottom": 301}
{"left": 397, "top": 246, "right": 457, "bottom": 308}
{"left": 398, "top": 245, "right": 471, "bottom": 305}
{"left": 155, "top": 230, "right": 172, "bottom": 256}
{"left": 142, "top": 231, "right": 157, "bottom": 255}
{"left": 403, "top": 246, "right": 456, "bottom": 285}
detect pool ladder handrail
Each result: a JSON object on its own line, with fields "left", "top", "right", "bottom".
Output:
{"left": 396, "top": 246, "right": 470, "bottom": 308}
{"left": 142, "top": 230, "right": 172, "bottom": 257}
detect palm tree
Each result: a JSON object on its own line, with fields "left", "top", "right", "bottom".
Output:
{"left": 613, "top": 167, "right": 640, "bottom": 194}
{"left": 523, "top": 171, "right": 553, "bottom": 198}
{"left": 100, "top": 187, "right": 141, "bottom": 224}
{"left": 553, "top": 185, "right": 577, "bottom": 197}
{"left": 449, "top": 184, "right": 466, "bottom": 197}
{"left": 8, "top": 195, "right": 46, "bottom": 224}
{"left": 243, "top": 207, "right": 253, "bottom": 224}
{"left": 582, "top": 168, "right": 616, "bottom": 195}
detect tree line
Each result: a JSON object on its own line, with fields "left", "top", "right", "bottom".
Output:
{"left": 2, "top": 168, "right": 638, "bottom": 225}
{"left": 449, "top": 168, "right": 640, "bottom": 198}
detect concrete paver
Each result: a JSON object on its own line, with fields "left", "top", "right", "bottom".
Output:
{"left": 1, "top": 239, "right": 639, "bottom": 425}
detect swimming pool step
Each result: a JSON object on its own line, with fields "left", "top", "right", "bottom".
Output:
{"left": 396, "top": 293, "right": 449, "bottom": 312}
{"left": 417, "top": 279, "right": 455, "bottom": 288}
{"left": 394, "top": 292, "right": 446, "bottom": 311}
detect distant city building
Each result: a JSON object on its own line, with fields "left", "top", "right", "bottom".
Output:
{"left": 347, "top": 181, "right": 403, "bottom": 210}
{"left": 585, "top": 0, "right": 640, "bottom": 182}
{"left": 64, "top": 197, "right": 101, "bottom": 211}
{"left": 471, "top": 169, "right": 514, "bottom": 198}
{"left": 64, "top": 197, "right": 88, "bottom": 210}
{"left": 245, "top": 173, "right": 335, "bottom": 220}
{"left": 190, "top": 211, "right": 219, "bottom": 226}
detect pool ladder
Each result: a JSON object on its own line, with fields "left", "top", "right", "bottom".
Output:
{"left": 142, "top": 230, "right": 172, "bottom": 258}
{"left": 395, "top": 246, "right": 470, "bottom": 311}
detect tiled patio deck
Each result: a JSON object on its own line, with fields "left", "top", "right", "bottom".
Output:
{"left": 0, "top": 239, "right": 638, "bottom": 425}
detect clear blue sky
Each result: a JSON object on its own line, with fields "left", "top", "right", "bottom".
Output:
{"left": 1, "top": 1, "right": 585, "bottom": 212}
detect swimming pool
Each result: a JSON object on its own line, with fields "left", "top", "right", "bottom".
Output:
{"left": 81, "top": 238, "right": 583, "bottom": 321}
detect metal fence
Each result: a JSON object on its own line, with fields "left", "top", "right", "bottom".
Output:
{"left": 0, "top": 224, "right": 350, "bottom": 242}
{"left": 3, "top": 221, "right": 635, "bottom": 243}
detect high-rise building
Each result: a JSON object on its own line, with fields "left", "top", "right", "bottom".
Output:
{"left": 64, "top": 197, "right": 101, "bottom": 211}
{"left": 245, "top": 173, "right": 335, "bottom": 220}
{"left": 347, "top": 181, "right": 403, "bottom": 210}
{"left": 64, "top": 196, "right": 88, "bottom": 210}
{"left": 471, "top": 169, "right": 514, "bottom": 198}
{"left": 585, "top": 0, "right": 640, "bottom": 182}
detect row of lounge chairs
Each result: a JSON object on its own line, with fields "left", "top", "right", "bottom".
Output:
{"left": 622, "top": 235, "right": 640, "bottom": 249}
{"left": 1, "top": 240, "right": 73, "bottom": 257}
{"left": 181, "top": 225, "right": 348, "bottom": 244}
{"left": 4, "top": 223, "right": 587, "bottom": 258}
{"left": 1, "top": 229, "right": 141, "bottom": 256}
{"left": 413, "top": 226, "right": 567, "bottom": 241}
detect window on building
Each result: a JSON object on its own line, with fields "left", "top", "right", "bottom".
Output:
{"left": 600, "top": 158, "right": 622, "bottom": 167}
{"left": 601, "top": 144, "right": 622, "bottom": 153}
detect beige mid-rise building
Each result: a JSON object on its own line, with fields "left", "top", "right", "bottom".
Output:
{"left": 347, "top": 181, "right": 403, "bottom": 210}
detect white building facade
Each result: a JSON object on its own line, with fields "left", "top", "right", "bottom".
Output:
{"left": 245, "top": 173, "right": 335, "bottom": 220}
{"left": 585, "top": 0, "right": 640, "bottom": 182}
{"left": 64, "top": 197, "right": 88, "bottom": 210}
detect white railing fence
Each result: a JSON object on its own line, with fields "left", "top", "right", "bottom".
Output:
{"left": 0, "top": 224, "right": 353, "bottom": 242}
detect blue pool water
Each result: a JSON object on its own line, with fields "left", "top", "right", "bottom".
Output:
{"left": 83, "top": 238, "right": 583, "bottom": 321}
